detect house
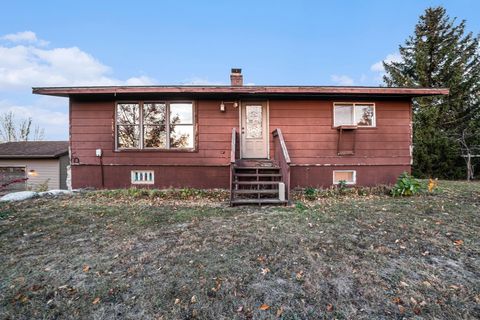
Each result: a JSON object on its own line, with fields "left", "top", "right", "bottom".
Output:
{"left": 0, "top": 141, "right": 69, "bottom": 193}
{"left": 33, "top": 69, "right": 448, "bottom": 204}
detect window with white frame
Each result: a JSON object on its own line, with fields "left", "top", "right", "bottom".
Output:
{"left": 131, "top": 170, "right": 155, "bottom": 184}
{"left": 333, "top": 103, "right": 375, "bottom": 127}
{"left": 116, "top": 101, "right": 194, "bottom": 150}
{"left": 333, "top": 170, "right": 356, "bottom": 185}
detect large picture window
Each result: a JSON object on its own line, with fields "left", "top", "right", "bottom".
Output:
{"left": 116, "top": 101, "right": 194, "bottom": 150}
{"left": 333, "top": 103, "right": 375, "bottom": 127}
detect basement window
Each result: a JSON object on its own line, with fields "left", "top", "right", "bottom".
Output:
{"left": 116, "top": 101, "right": 195, "bottom": 150}
{"left": 333, "top": 170, "right": 356, "bottom": 185}
{"left": 333, "top": 103, "right": 376, "bottom": 127}
{"left": 131, "top": 170, "right": 155, "bottom": 184}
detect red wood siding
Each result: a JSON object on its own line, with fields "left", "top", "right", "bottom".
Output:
{"left": 268, "top": 100, "right": 412, "bottom": 166}
{"left": 70, "top": 99, "right": 239, "bottom": 167}
{"left": 291, "top": 165, "right": 410, "bottom": 188}
{"left": 71, "top": 165, "right": 229, "bottom": 189}
{"left": 69, "top": 98, "right": 412, "bottom": 188}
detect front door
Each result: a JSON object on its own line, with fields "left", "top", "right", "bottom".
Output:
{"left": 241, "top": 101, "right": 268, "bottom": 158}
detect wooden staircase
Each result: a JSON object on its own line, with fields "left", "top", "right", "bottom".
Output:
{"left": 229, "top": 128, "right": 291, "bottom": 206}
{"left": 230, "top": 160, "right": 287, "bottom": 206}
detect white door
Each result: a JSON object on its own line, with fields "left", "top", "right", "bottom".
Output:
{"left": 241, "top": 102, "right": 268, "bottom": 158}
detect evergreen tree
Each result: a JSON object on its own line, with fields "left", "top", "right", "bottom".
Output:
{"left": 383, "top": 7, "right": 480, "bottom": 179}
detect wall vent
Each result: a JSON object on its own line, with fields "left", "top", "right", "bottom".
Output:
{"left": 131, "top": 170, "right": 154, "bottom": 184}
{"left": 333, "top": 170, "right": 356, "bottom": 185}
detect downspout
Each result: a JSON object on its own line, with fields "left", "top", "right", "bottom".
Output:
{"left": 100, "top": 155, "right": 104, "bottom": 188}
{"left": 96, "top": 149, "right": 104, "bottom": 188}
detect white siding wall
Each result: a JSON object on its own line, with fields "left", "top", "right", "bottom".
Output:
{"left": 0, "top": 159, "right": 60, "bottom": 190}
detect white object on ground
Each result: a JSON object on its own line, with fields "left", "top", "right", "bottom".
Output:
{"left": 38, "top": 190, "right": 73, "bottom": 196}
{"left": 0, "top": 191, "right": 38, "bottom": 202}
{"left": 1, "top": 189, "right": 74, "bottom": 202}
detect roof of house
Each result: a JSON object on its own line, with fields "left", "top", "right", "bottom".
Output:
{"left": 0, "top": 141, "right": 69, "bottom": 159}
{"left": 32, "top": 85, "right": 449, "bottom": 98}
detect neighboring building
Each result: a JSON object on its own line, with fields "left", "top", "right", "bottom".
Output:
{"left": 33, "top": 69, "right": 448, "bottom": 204}
{"left": 0, "top": 141, "right": 69, "bottom": 192}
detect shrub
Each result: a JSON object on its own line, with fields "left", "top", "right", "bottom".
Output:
{"left": 35, "top": 179, "right": 50, "bottom": 192}
{"left": 295, "top": 201, "right": 308, "bottom": 211}
{"left": 304, "top": 187, "right": 317, "bottom": 201}
{"left": 337, "top": 180, "right": 348, "bottom": 194}
{"left": 390, "top": 172, "right": 423, "bottom": 197}
{"left": 92, "top": 187, "right": 229, "bottom": 201}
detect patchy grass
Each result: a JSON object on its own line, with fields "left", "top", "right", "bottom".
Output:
{"left": 0, "top": 181, "right": 479, "bottom": 319}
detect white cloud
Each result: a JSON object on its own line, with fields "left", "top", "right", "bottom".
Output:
{"left": 330, "top": 74, "right": 355, "bottom": 86}
{"left": 0, "top": 34, "right": 156, "bottom": 91}
{"left": 1, "top": 31, "right": 49, "bottom": 46}
{"left": 370, "top": 53, "right": 402, "bottom": 73}
{"left": 125, "top": 76, "right": 157, "bottom": 86}
{"left": 181, "top": 77, "right": 224, "bottom": 85}
{"left": 0, "top": 31, "right": 157, "bottom": 140}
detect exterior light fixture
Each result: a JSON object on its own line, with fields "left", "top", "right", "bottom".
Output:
{"left": 28, "top": 169, "right": 38, "bottom": 177}
{"left": 220, "top": 101, "right": 239, "bottom": 111}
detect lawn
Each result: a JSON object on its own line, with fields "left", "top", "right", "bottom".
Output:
{"left": 0, "top": 181, "right": 479, "bottom": 319}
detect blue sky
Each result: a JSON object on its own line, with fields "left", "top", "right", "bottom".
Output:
{"left": 0, "top": 0, "right": 478, "bottom": 139}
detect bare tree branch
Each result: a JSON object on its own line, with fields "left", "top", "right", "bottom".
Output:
{"left": 0, "top": 112, "right": 45, "bottom": 142}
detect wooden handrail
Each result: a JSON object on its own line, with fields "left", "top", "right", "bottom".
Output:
{"left": 230, "top": 127, "right": 237, "bottom": 164}
{"left": 229, "top": 127, "right": 238, "bottom": 205}
{"left": 272, "top": 128, "right": 291, "bottom": 164}
{"left": 272, "top": 128, "right": 291, "bottom": 203}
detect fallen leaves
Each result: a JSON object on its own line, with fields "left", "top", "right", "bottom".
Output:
{"left": 58, "top": 285, "right": 77, "bottom": 296}
{"left": 276, "top": 306, "right": 284, "bottom": 317}
{"left": 428, "top": 178, "right": 438, "bottom": 192}
{"left": 422, "top": 280, "right": 432, "bottom": 287}
{"left": 92, "top": 297, "right": 100, "bottom": 304}
{"left": 13, "top": 293, "right": 29, "bottom": 303}
{"left": 392, "top": 297, "right": 403, "bottom": 305}
{"left": 261, "top": 267, "right": 270, "bottom": 275}
{"left": 211, "top": 277, "right": 222, "bottom": 292}
{"left": 453, "top": 239, "right": 464, "bottom": 246}
{"left": 82, "top": 264, "right": 90, "bottom": 272}
{"left": 295, "top": 271, "right": 304, "bottom": 281}
{"left": 413, "top": 306, "right": 422, "bottom": 315}
{"left": 190, "top": 295, "right": 197, "bottom": 304}
{"left": 259, "top": 303, "right": 270, "bottom": 310}
{"left": 326, "top": 303, "right": 334, "bottom": 312}
{"left": 256, "top": 255, "right": 267, "bottom": 263}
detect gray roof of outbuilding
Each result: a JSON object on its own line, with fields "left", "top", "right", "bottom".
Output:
{"left": 0, "top": 141, "right": 68, "bottom": 159}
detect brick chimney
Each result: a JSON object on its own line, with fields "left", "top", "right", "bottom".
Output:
{"left": 230, "top": 68, "right": 243, "bottom": 86}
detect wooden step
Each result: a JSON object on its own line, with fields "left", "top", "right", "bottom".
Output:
{"left": 233, "top": 181, "right": 281, "bottom": 185}
{"left": 234, "top": 173, "right": 282, "bottom": 178}
{"left": 234, "top": 167, "right": 280, "bottom": 171}
{"left": 233, "top": 189, "right": 279, "bottom": 194}
{"left": 231, "top": 199, "right": 288, "bottom": 205}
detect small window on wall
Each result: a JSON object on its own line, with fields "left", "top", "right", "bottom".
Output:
{"left": 131, "top": 170, "right": 154, "bottom": 184}
{"left": 333, "top": 170, "right": 356, "bottom": 185}
{"left": 333, "top": 103, "right": 375, "bottom": 127}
